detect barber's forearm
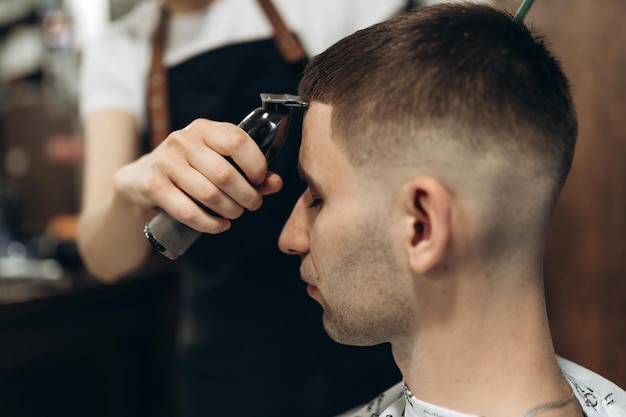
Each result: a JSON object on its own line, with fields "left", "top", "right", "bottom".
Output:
{"left": 77, "top": 191, "right": 153, "bottom": 282}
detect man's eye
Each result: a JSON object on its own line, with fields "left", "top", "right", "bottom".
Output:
{"left": 308, "top": 198, "right": 322, "bottom": 209}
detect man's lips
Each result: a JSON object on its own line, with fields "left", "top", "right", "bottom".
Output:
{"left": 300, "top": 270, "right": 321, "bottom": 300}
{"left": 301, "top": 276, "right": 317, "bottom": 289}
{"left": 305, "top": 283, "right": 321, "bottom": 302}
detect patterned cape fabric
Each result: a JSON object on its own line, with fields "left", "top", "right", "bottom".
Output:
{"left": 343, "top": 356, "right": 626, "bottom": 417}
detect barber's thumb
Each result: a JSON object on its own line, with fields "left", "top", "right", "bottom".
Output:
{"left": 256, "top": 172, "right": 283, "bottom": 195}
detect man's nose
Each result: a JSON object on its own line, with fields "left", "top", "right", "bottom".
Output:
{"left": 278, "top": 195, "right": 310, "bottom": 256}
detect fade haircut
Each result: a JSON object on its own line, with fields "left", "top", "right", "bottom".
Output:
{"left": 298, "top": 3, "right": 577, "bottom": 200}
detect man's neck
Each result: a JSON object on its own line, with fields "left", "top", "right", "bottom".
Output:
{"left": 393, "top": 284, "right": 578, "bottom": 417}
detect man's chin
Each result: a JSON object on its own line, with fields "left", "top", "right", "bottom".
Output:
{"left": 322, "top": 315, "right": 378, "bottom": 347}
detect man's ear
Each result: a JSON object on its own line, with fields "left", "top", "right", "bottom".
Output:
{"left": 402, "top": 176, "right": 451, "bottom": 274}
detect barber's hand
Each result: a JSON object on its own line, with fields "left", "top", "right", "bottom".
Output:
{"left": 114, "top": 118, "right": 283, "bottom": 234}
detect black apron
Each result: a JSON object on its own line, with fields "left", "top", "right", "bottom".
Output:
{"left": 167, "top": 38, "right": 400, "bottom": 417}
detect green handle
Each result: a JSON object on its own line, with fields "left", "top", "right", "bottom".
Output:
{"left": 515, "top": 0, "right": 536, "bottom": 21}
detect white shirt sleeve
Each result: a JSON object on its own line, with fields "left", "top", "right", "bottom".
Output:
{"left": 78, "top": 3, "right": 153, "bottom": 125}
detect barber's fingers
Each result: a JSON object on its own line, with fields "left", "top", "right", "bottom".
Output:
{"left": 142, "top": 119, "right": 284, "bottom": 233}
{"left": 256, "top": 172, "right": 283, "bottom": 196}
{"left": 168, "top": 157, "right": 250, "bottom": 219}
{"left": 114, "top": 155, "right": 232, "bottom": 234}
{"left": 150, "top": 179, "right": 233, "bottom": 234}
{"left": 185, "top": 119, "right": 269, "bottom": 185}
{"left": 184, "top": 142, "right": 263, "bottom": 212}
{"left": 168, "top": 119, "right": 281, "bottom": 208}
{"left": 148, "top": 169, "right": 283, "bottom": 235}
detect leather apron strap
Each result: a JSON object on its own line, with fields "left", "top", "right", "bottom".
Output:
{"left": 147, "top": 6, "right": 170, "bottom": 149}
{"left": 256, "top": 0, "right": 307, "bottom": 63}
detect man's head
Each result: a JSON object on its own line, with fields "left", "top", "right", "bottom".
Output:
{"left": 279, "top": 4, "right": 577, "bottom": 347}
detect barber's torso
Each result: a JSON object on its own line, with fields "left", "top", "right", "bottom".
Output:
{"left": 84, "top": 1, "right": 407, "bottom": 416}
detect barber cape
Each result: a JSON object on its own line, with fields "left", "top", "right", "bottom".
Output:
{"left": 342, "top": 357, "right": 626, "bottom": 417}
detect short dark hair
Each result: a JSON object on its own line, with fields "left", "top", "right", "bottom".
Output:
{"left": 299, "top": 3, "right": 577, "bottom": 196}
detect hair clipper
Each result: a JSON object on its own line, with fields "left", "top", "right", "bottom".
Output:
{"left": 143, "top": 93, "right": 308, "bottom": 260}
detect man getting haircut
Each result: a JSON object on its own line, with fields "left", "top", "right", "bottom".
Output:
{"left": 279, "top": 4, "right": 625, "bottom": 417}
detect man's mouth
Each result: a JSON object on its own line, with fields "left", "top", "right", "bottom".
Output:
{"left": 306, "top": 283, "right": 320, "bottom": 299}
{"left": 300, "top": 269, "right": 322, "bottom": 301}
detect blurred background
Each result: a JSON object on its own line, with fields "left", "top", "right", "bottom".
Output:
{"left": 0, "top": 0, "right": 623, "bottom": 416}
{"left": 1, "top": 2, "right": 179, "bottom": 417}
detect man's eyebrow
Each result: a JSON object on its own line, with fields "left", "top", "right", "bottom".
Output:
{"left": 297, "top": 162, "right": 321, "bottom": 192}
{"left": 297, "top": 162, "right": 312, "bottom": 184}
